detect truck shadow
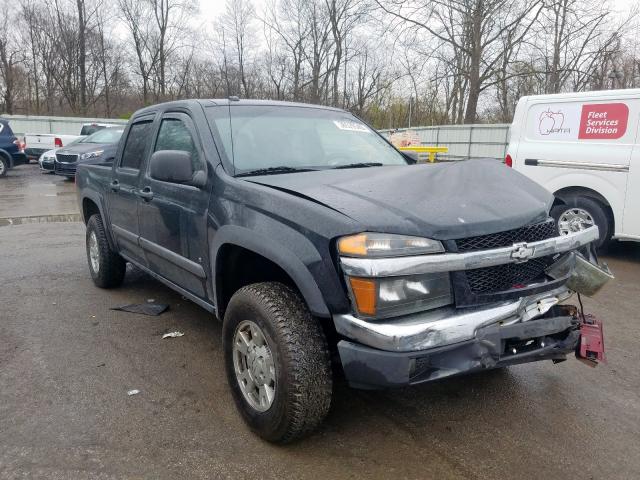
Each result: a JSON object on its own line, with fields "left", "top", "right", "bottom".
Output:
{"left": 601, "top": 240, "right": 640, "bottom": 264}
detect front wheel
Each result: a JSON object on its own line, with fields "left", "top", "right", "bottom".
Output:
{"left": 223, "top": 282, "right": 332, "bottom": 443}
{"left": 86, "top": 214, "right": 126, "bottom": 288}
{"left": 551, "top": 196, "right": 610, "bottom": 249}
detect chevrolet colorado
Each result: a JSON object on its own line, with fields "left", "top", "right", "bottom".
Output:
{"left": 76, "top": 99, "right": 608, "bottom": 443}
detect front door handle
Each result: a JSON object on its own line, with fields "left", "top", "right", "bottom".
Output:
{"left": 110, "top": 180, "right": 120, "bottom": 192}
{"left": 136, "top": 187, "right": 154, "bottom": 201}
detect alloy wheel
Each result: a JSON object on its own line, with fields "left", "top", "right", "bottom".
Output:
{"left": 232, "top": 320, "right": 277, "bottom": 412}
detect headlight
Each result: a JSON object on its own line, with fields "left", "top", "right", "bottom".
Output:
{"left": 348, "top": 273, "right": 452, "bottom": 318}
{"left": 81, "top": 150, "right": 104, "bottom": 160}
{"left": 338, "top": 233, "right": 451, "bottom": 318}
{"left": 338, "top": 232, "right": 444, "bottom": 257}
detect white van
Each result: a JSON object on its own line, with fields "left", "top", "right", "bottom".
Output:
{"left": 507, "top": 88, "right": 640, "bottom": 247}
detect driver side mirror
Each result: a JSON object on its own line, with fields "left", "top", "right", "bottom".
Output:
{"left": 149, "top": 150, "right": 205, "bottom": 187}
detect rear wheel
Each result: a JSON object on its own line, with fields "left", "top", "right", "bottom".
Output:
{"left": 223, "top": 282, "right": 332, "bottom": 443}
{"left": 0, "top": 157, "right": 8, "bottom": 177}
{"left": 551, "top": 195, "right": 610, "bottom": 249}
{"left": 86, "top": 214, "right": 126, "bottom": 288}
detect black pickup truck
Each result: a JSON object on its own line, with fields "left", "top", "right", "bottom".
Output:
{"left": 76, "top": 99, "right": 608, "bottom": 443}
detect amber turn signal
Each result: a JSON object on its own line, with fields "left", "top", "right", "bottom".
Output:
{"left": 348, "top": 277, "right": 377, "bottom": 316}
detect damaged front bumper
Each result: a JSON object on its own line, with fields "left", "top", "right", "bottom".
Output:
{"left": 334, "top": 288, "right": 580, "bottom": 388}
{"left": 333, "top": 226, "right": 610, "bottom": 389}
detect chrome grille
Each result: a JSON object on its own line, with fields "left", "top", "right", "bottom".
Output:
{"left": 456, "top": 219, "right": 556, "bottom": 252}
{"left": 455, "top": 219, "right": 557, "bottom": 294}
{"left": 465, "top": 256, "right": 556, "bottom": 293}
{"left": 56, "top": 153, "right": 79, "bottom": 163}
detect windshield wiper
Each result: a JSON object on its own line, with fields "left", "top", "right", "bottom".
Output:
{"left": 235, "top": 166, "right": 317, "bottom": 177}
{"left": 332, "top": 162, "right": 384, "bottom": 169}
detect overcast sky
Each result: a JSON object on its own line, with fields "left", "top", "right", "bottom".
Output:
{"left": 197, "top": 0, "right": 639, "bottom": 24}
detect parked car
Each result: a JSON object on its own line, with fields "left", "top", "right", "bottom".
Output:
{"left": 80, "top": 122, "right": 120, "bottom": 136}
{"left": 76, "top": 99, "right": 608, "bottom": 443}
{"left": 39, "top": 137, "right": 83, "bottom": 173}
{"left": 0, "top": 118, "right": 28, "bottom": 177}
{"left": 24, "top": 133, "right": 81, "bottom": 161}
{"left": 38, "top": 149, "right": 56, "bottom": 173}
{"left": 507, "top": 88, "right": 640, "bottom": 248}
{"left": 54, "top": 127, "right": 124, "bottom": 178}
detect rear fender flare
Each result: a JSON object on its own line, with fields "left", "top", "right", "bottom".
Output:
{"left": 81, "top": 191, "right": 117, "bottom": 250}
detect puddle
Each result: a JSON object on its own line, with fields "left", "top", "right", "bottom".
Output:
{"left": 0, "top": 214, "right": 82, "bottom": 226}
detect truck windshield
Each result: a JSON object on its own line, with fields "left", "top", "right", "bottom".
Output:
{"left": 208, "top": 105, "right": 407, "bottom": 176}
{"left": 80, "top": 128, "right": 124, "bottom": 144}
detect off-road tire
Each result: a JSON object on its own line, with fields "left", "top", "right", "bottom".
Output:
{"left": 0, "top": 156, "right": 8, "bottom": 177}
{"left": 223, "top": 282, "right": 332, "bottom": 443}
{"left": 551, "top": 195, "right": 610, "bottom": 249}
{"left": 86, "top": 214, "right": 126, "bottom": 288}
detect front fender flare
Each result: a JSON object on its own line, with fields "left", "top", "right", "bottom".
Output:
{"left": 210, "top": 225, "right": 330, "bottom": 318}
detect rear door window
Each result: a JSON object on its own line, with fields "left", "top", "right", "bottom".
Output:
{"left": 81, "top": 125, "right": 106, "bottom": 136}
{"left": 0, "top": 121, "right": 13, "bottom": 137}
{"left": 120, "top": 121, "right": 153, "bottom": 170}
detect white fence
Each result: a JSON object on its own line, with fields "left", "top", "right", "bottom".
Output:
{"left": 1, "top": 114, "right": 127, "bottom": 136}
{"left": 1, "top": 113, "right": 511, "bottom": 162}
{"left": 380, "top": 124, "right": 511, "bottom": 161}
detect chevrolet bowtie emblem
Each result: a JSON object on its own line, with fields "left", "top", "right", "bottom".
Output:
{"left": 511, "top": 242, "right": 535, "bottom": 263}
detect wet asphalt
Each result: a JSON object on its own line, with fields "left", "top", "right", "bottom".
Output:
{"left": 1, "top": 164, "right": 639, "bottom": 479}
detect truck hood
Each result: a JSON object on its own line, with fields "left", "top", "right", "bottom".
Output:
{"left": 247, "top": 159, "right": 553, "bottom": 240}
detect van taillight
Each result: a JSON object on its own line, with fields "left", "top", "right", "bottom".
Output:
{"left": 505, "top": 154, "right": 513, "bottom": 167}
{"left": 55, "top": 137, "right": 63, "bottom": 148}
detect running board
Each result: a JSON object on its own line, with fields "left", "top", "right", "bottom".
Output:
{"left": 120, "top": 253, "right": 217, "bottom": 316}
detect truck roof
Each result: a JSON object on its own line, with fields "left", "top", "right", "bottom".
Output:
{"left": 132, "top": 99, "right": 346, "bottom": 119}
{"left": 520, "top": 88, "right": 640, "bottom": 103}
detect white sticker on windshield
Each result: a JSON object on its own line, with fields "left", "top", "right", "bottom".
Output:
{"left": 333, "top": 120, "right": 370, "bottom": 133}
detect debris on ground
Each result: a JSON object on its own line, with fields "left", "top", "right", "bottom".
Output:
{"left": 110, "top": 303, "right": 169, "bottom": 316}
{"left": 162, "top": 331, "right": 184, "bottom": 339}
{"left": 127, "top": 389, "right": 140, "bottom": 396}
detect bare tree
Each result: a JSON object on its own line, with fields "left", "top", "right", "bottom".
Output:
{"left": 377, "top": 0, "right": 543, "bottom": 123}
{"left": 538, "top": 0, "right": 622, "bottom": 94}
{"left": 0, "top": 4, "right": 23, "bottom": 114}
{"left": 219, "top": 0, "right": 257, "bottom": 97}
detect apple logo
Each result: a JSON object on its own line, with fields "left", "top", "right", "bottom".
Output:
{"left": 539, "top": 109, "right": 565, "bottom": 135}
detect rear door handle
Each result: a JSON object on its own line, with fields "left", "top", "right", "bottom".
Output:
{"left": 136, "top": 187, "right": 154, "bottom": 201}
{"left": 110, "top": 180, "right": 120, "bottom": 192}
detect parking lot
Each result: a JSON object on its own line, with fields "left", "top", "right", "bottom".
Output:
{"left": 1, "top": 163, "right": 640, "bottom": 479}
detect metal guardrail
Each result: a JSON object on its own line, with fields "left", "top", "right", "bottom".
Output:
{"left": 398, "top": 146, "right": 449, "bottom": 163}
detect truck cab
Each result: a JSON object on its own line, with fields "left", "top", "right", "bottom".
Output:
{"left": 507, "top": 89, "right": 640, "bottom": 247}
